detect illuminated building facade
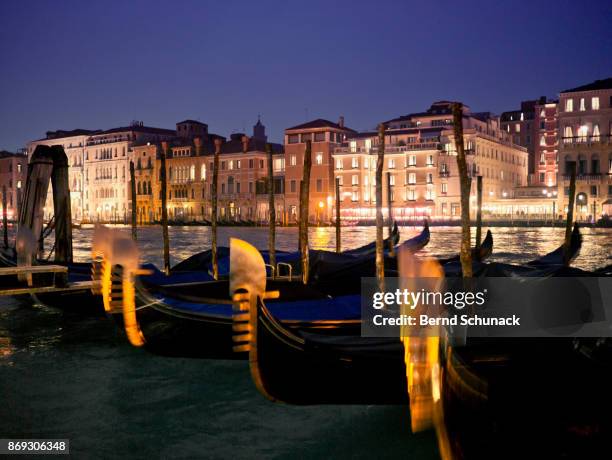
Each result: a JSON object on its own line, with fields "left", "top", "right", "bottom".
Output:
{"left": 558, "top": 78, "right": 612, "bottom": 220}
{"left": 27, "top": 129, "right": 98, "bottom": 221}
{"left": 333, "top": 102, "right": 528, "bottom": 222}
{"left": 0, "top": 150, "right": 27, "bottom": 220}
{"left": 283, "top": 118, "right": 355, "bottom": 223}
{"left": 534, "top": 100, "right": 559, "bottom": 187}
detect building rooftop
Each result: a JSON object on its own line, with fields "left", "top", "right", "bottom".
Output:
{"left": 561, "top": 78, "right": 612, "bottom": 93}
{"left": 286, "top": 118, "right": 354, "bottom": 132}
{"left": 177, "top": 119, "right": 207, "bottom": 126}
{"left": 96, "top": 125, "right": 176, "bottom": 136}
{"left": 0, "top": 150, "right": 27, "bottom": 159}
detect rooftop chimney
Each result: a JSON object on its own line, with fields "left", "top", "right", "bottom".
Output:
{"left": 161, "top": 140, "right": 169, "bottom": 154}
{"left": 338, "top": 116, "right": 344, "bottom": 128}
{"left": 241, "top": 135, "right": 249, "bottom": 153}
{"left": 194, "top": 136, "right": 202, "bottom": 156}
{"left": 214, "top": 138, "right": 222, "bottom": 154}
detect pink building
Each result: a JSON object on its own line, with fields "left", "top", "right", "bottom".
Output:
{"left": 0, "top": 150, "right": 27, "bottom": 220}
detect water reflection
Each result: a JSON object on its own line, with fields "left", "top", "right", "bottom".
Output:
{"left": 61, "top": 225, "right": 612, "bottom": 271}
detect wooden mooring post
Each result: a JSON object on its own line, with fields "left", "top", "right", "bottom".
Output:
{"left": 299, "top": 141, "right": 312, "bottom": 284}
{"left": 375, "top": 124, "right": 385, "bottom": 291}
{"left": 129, "top": 160, "right": 137, "bottom": 241}
{"left": 563, "top": 162, "right": 577, "bottom": 266}
{"left": 266, "top": 142, "right": 276, "bottom": 273}
{"left": 475, "top": 175, "right": 483, "bottom": 248}
{"left": 452, "top": 102, "right": 472, "bottom": 278}
{"left": 160, "top": 142, "right": 170, "bottom": 274}
{"left": 335, "top": 177, "right": 341, "bottom": 253}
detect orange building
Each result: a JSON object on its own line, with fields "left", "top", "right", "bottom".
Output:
{"left": 283, "top": 118, "right": 355, "bottom": 223}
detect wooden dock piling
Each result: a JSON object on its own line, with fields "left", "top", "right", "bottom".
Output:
{"left": 475, "top": 175, "right": 483, "bottom": 249}
{"left": 129, "top": 160, "right": 137, "bottom": 241}
{"left": 2, "top": 186, "right": 8, "bottom": 249}
{"left": 563, "top": 162, "right": 577, "bottom": 266}
{"left": 211, "top": 138, "right": 222, "bottom": 280}
{"left": 160, "top": 142, "right": 170, "bottom": 274}
{"left": 335, "top": 177, "right": 341, "bottom": 253}
{"left": 452, "top": 103, "right": 473, "bottom": 278}
{"left": 266, "top": 142, "right": 276, "bottom": 273}
{"left": 299, "top": 140, "right": 312, "bottom": 284}
{"left": 386, "top": 171, "right": 395, "bottom": 257}
{"left": 376, "top": 124, "right": 385, "bottom": 291}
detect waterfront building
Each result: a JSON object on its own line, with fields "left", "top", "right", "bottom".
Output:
{"left": 534, "top": 99, "right": 559, "bottom": 187}
{"left": 0, "top": 150, "right": 27, "bottom": 220}
{"left": 500, "top": 98, "right": 544, "bottom": 183}
{"left": 133, "top": 119, "right": 284, "bottom": 224}
{"left": 557, "top": 78, "right": 612, "bottom": 221}
{"left": 283, "top": 118, "right": 355, "bottom": 223}
{"left": 83, "top": 122, "right": 175, "bottom": 222}
{"left": 333, "top": 102, "right": 528, "bottom": 222}
{"left": 27, "top": 129, "right": 99, "bottom": 221}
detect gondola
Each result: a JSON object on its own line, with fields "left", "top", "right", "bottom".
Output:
{"left": 0, "top": 222, "right": 402, "bottom": 313}
{"left": 108, "top": 224, "right": 429, "bottom": 358}
{"left": 235, "top": 226, "right": 597, "bottom": 407}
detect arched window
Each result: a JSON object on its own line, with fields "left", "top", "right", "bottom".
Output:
{"left": 137, "top": 182, "right": 142, "bottom": 195}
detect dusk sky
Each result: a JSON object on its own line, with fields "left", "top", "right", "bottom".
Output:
{"left": 1, "top": 0, "right": 610, "bottom": 151}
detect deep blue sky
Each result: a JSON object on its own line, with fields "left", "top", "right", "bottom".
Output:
{"left": 1, "top": 0, "right": 610, "bottom": 150}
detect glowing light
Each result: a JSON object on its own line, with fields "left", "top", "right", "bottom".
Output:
{"left": 318, "top": 201, "right": 324, "bottom": 208}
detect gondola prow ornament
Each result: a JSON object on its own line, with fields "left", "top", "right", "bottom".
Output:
{"left": 230, "top": 238, "right": 278, "bottom": 353}
{"left": 94, "top": 227, "right": 151, "bottom": 347}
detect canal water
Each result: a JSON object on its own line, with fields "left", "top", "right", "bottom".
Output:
{"left": 1, "top": 226, "right": 610, "bottom": 459}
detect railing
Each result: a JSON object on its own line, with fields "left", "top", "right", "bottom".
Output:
{"left": 439, "top": 171, "right": 450, "bottom": 177}
{"left": 334, "top": 142, "right": 442, "bottom": 154}
{"left": 561, "top": 173, "right": 609, "bottom": 181}
{"left": 562, "top": 135, "right": 610, "bottom": 145}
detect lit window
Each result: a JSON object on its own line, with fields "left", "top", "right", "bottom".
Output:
{"left": 351, "top": 191, "right": 359, "bottom": 202}
{"left": 540, "top": 135, "right": 546, "bottom": 146}
{"left": 389, "top": 174, "right": 395, "bottom": 185}
{"left": 408, "top": 172, "right": 416, "bottom": 185}
{"left": 336, "top": 175, "right": 343, "bottom": 186}
{"left": 408, "top": 155, "right": 416, "bottom": 166}
{"left": 441, "top": 183, "right": 447, "bottom": 194}
{"left": 352, "top": 157, "right": 359, "bottom": 168}
{"left": 336, "top": 158, "right": 343, "bottom": 169}
{"left": 426, "top": 173, "right": 433, "bottom": 184}
{"left": 200, "top": 164, "right": 206, "bottom": 180}
{"left": 228, "top": 160, "right": 234, "bottom": 170}
{"left": 592, "top": 97, "right": 600, "bottom": 110}
{"left": 290, "top": 155, "right": 296, "bottom": 166}
{"left": 515, "top": 124, "right": 520, "bottom": 133}
{"left": 565, "top": 99, "right": 573, "bottom": 112}
{"left": 407, "top": 189, "right": 416, "bottom": 201}
{"left": 350, "top": 141, "right": 357, "bottom": 153}
{"left": 315, "top": 153, "right": 323, "bottom": 165}
{"left": 427, "top": 155, "right": 434, "bottom": 166}
{"left": 593, "top": 124, "right": 600, "bottom": 141}
{"left": 579, "top": 98, "right": 585, "bottom": 111}
{"left": 351, "top": 175, "right": 359, "bottom": 185}
{"left": 388, "top": 158, "right": 395, "bottom": 169}
{"left": 17, "top": 180, "right": 22, "bottom": 189}
{"left": 426, "top": 186, "right": 434, "bottom": 200}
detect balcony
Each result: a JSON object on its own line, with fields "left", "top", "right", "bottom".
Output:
{"left": 561, "top": 135, "right": 610, "bottom": 147}
{"left": 334, "top": 142, "right": 442, "bottom": 154}
{"left": 439, "top": 171, "right": 450, "bottom": 178}
{"left": 561, "top": 173, "right": 610, "bottom": 182}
